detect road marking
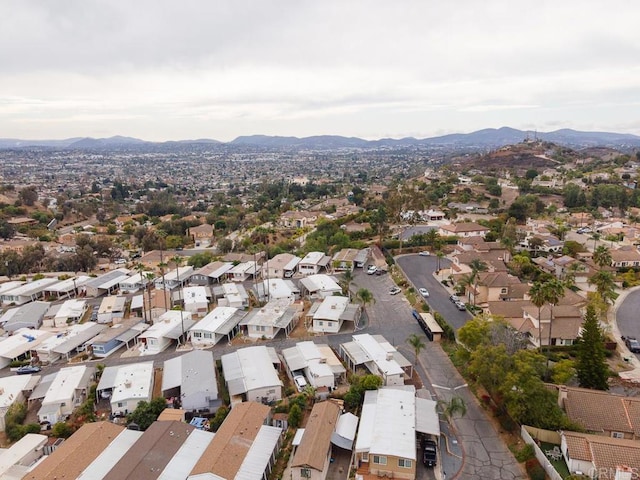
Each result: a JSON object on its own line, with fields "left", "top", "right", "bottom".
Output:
{"left": 453, "top": 383, "right": 468, "bottom": 390}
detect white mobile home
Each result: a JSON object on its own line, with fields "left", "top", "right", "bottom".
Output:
{"left": 0, "top": 375, "right": 39, "bottom": 431}
{"left": 189, "top": 306, "right": 246, "bottom": 347}
{"left": 37, "top": 366, "right": 94, "bottom": 425}
{"left": 162, "top": 350, "right": 220, "bottom": 414}
{"left": 97, "top": 362, "right": 154, "bottom": 416}
{"left": 138, "top": 310, "right": 195, "bottom": 354}
{"left": 97, "top": 295, "right": 127, "bottom": 324}
{"left": 154, "top": 266, "right": 194, "bottom": 290}
{"left": 1, "top": 278, "right": 58, "bottom": 306}
{"left": 340, "top": 334, "right": 410, "bottom": 386}
{"left": 282, "top": 341, "right": 345, "bottom": 391}
{"left": 84, "top": 269, "right": 130, "bottom": 297}
{"left": 181, "top": 286, "right": 209, "bottom": 317}
{"left": 2, "top": 301, "right": 50, "bottom": 333}
{"left": 0, "top": 328, "right": 53, "bottom": 370}
{"left": 298, "top": 251, "right": 331, "bottom": 276}
{"left": 221, "top": 346, "right": 283, "bottom": 405}
{"left": 240, "top": 298, "right": 302, "bottom": 340}
{"left": 50, "top": 299, "right": 87, "bottom": 328}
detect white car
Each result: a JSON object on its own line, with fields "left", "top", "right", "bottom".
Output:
{"left": 419, "top": 288, "right": 429, "bottom": 298}
{"left": 418, "top": 251, "right": 431, "bottom": 256}
{"left": 293, "top": 374, "right": 308, "bottom": 392}
{"left": 367, "top": 265, "right": 378, "bottom": 275}
{"left": 389, "top": 286, "right": 402, "bottom": 295}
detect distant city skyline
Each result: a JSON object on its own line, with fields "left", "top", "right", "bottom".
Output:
{"left": 1, "top": 1, "right": 639, "bottom": 142}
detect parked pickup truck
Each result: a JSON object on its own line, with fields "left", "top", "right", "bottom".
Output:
{"left": 423, "top": 439, "right": 437, "bottom": 467}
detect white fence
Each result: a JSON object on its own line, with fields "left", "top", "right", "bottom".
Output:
{"left": 520, "top": 425, "right": 563, "bottom": 480}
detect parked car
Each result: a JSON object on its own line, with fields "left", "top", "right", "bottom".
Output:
{"left": 577, "top": 227, "right": 592, "bottom": 234}
{"left": 418, "top": 251, "right": 431, "bottom": 257}
{"left": 389, "top": 286, "right": 402, "bottom": 295}
{"left": 375, "top": 268, "right": 387, "bottom": 276}
{"left": 625, "top": 337, "right": 640, "bottom": 353}
{"left": 16, "top": 365, "right": 41, "bottom": 375}
{"left": 449, "top": 294, "right": 461, "bottom": 303}
{"left": 293, "top": 374, "right": 308, "bottom": 392}
{"left": 419, "top": 287, "right": 429, "bottom": 298}
{"left": 366, "top": 265, "right": 378, "bottom": 275}
{"left": 455, "top": 301, "right": 466, "bottom": 311}
{"left": 423, "top": 439, "right": 437, "bottom": 467}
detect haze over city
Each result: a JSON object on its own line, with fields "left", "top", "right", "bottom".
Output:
{"left": 1, "top": 0, "right": 639, "bottom": 142}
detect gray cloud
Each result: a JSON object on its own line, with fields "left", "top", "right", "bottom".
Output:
{"left": 0, "top": 0, "right": 639, "bottom": 140}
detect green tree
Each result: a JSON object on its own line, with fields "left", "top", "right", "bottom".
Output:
{"left": 588, "top": 270, "right": 616, "bottom": 307}
{"left": 437, "top": 396, "right": 467, "bottom": 423}
{"left": 356, "top": 288, "right": 375, "bottom": 310}
{"left": 210, "top": 406, "right": 230, "bottom": 432}
{"left": 51, "top": 422, "right": 73, "bottom": 438}
{"left": 542, "top": 279, "right": 565, "bottom": 372}
{"left": 576, "top": 305, "right": 609, "bottom": 390}
{"left": 188, "top": 251, "right": 214, "bottom": 268}
{"left": 593, "top": 245, "right": 612, "bottom": 268}
{"left": 127, "top": 397, "right": 167, "bottom": 431}
{"left": 288, "top": 403, "right": 303, "bottom": 428}
{"left": 341, "top": 269, "right": 354, "bottom": 298}
{"left": 406, "top": 333, "right": 426, "bottom": 366}
{"left": 469, "top": 259, "right": 488, "bottom": 306}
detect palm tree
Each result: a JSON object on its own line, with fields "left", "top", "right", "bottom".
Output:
{"left": 591, "top": 232, "right": 601, "bottom": 251}
{"left": 158, "top": 260, "right": 169, "bottom": 312}
{"left": 134, "top": 262, "right": 147, "bottom": 322}
{"left": 436, "top": 250, "right": 444, "bottom": 275}
{"left": 588, "top": 270, "right": 617, "bottom": 306}
{"left": 356, "top": 288, "right": 374, "bottom": 309}
{"left": 543, "top": 278, "right": 565, "bottom": 373}
{"left": 145, "top": 272, "right": 155, "bottom": 324}
{"left": 437, "top": 396, "right": 467, "bottom": 432}
{"left": 469, "top": 259, "right": 488, "bottom": 306}
{"left": 593, "top": 245, "right": 612, "bottom": 269}
{"left": 458, "top": 273, "right": 474, "bottom": 303}
{"left": 406, "top": 333, "right": 426, "bottom": 367}
{"left": 528, "top": 281, "right": 546, "bottom": 351}
{"left": 341, "top": 269, "right": 354, "bottom": 299}
{"left": 563, "top": 261, "right": 586, "bottom": 289}
{"left": 171, "top": 255, "right": 186, "bottom": 344}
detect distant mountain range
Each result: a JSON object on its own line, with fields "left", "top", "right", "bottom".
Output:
{"left": 1, "top": 127, "right": 639, "bottom": 150}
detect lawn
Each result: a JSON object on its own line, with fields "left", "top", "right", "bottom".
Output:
{"left": 539, "top": 442, "right": 571, "bottom": 478}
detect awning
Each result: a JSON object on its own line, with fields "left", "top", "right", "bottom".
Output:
{"left": 164, "top": 318, "right": 197, "bottom": 339}
{"left": 331, "top": 412, "right": 359, "bottom": 450}
{"left": 415, "top": 397, "right": 440, "bottom": 437}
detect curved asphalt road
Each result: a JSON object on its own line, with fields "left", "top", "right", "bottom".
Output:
{"left": 615, "top": 288, "right": 640, "bottom": 358}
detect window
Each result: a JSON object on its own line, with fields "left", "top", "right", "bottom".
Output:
{"left": 204, "top": 332, "right": 212, "bottom": 339}
{"left": 301, "top": 468, "right": 311, "bottom": 478}
{"left": 318, "top": 321, "right": 324, "bottom": 326}
{"left": 612, "top": 431, "right": 625, "bottom": 439}
{"left": 501, "top": 288, "right": 508, "bottom": 294}
{"left": 60, "top": 402, "right": 66, "bottom": 407}
{"left": 193, "top": 332, "right": 202, "bottom": 338}
{"left": 117, "top": 402, "right": 124, "bottom": 407}
{"left": 361, "top": 452, "right": 369, "bottom": 462}
{"left": 398, "top": 459, "right": 412, "bottom": 468}
{"left": 372, "top": 456, "right": 387, "bottom": 465}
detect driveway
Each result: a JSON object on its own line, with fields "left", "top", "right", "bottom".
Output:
{"left": 395, "top": 254, "right": 472, "bottom": 330}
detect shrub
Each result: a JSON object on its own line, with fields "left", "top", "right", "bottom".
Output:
{"left": 512, "top": 443, "right": 535, "bottom": 462}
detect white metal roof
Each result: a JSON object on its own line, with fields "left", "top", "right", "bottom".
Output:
{"left": 29, "top": 372, "right": 56, "bottom": 401}
{"left": 183, "top": 286, "right": 208, "bottom": 305}
{"left": 228, "top": 261, "right": 258, "bottom": 275}
{"left": 209, "top": 262, "right": 234, "bottom": 279}
{"left": 0, "top": 375, "right": 37, "bottom": 409}
{"left": 52, "top": 323, "right": 106, "bottom": 355}
{"left": 241, "top": 298, "right": 293, "bottom": 327}
{"left": 157, "top": 429, "right": 215, "bottom": 480}
{"left": 1, "top": 278, "right": 57, "bottom": 298}
{"left": 190, "top": 306, "right": 240, "bottom": 334}
{"left": 314, "top": 296, "right": 349, "bottom": 321}
{"left": 235, "top": 425, "right": 282, "bottom": 480}
{"left": 284, "top": 256, "right": 301, "bottom": 271}
{"left": 130, "top": 294, "right": 144, "bottom": 310}
{"left": 298, "top": 274, "right": 341, "bottom": 293}
{"left": 0, "top": 433, "right": 48, "bottom": 477}
{"left": 355, "top": 387, "right": 416, "bottom": 460}
{"left": 299, "top": 251, "right": 325, "bottom": 266}
{"left": 110, "top": 362, "right": 154, "bottom": 404}
{"left": 258, "top": 278, "right": 298, "bottom": 300}
{"left": 76, "top": 429, "right": 143, "bottom": 480}
{"left": 353, "top": 334, "right": 404, "bottom": 376}
{"left": 0, "top": 328, "right": 53, "bottom": 359}
{"left": 162, "top": 350, "right": 218, "bottom": 400}
{"left": 45, "top": 275, "right": 91, "bottom": 293}
{"left": 415, "top": 397, "right": 440, "bottom": 437}
{"left": 85, "top": 269, "right": 130, "bottom": 289}
{"left": 3, "top": 301, "right": 50, "bottom": 331}
{"left": 0, "top": 281, "right": 24, "bottom": 295}
{"left": 140, "top": 311, "right": 194, "bottom": 339}
{"left": 292, "top": 428, "right": 306, "bottom": 446}
{"left": 42, "top": 366, "right": 91, "bottom": 405}
{"left": 331, "top": 412, "right": 359, "bottom": 450}
{"left": 54, "top": 299, "right": 86, "bottom": 320}
{"left": 221, "top": 346, "right": 282, "bottom": 396}
{"left": 164, "top": 266, "right": 195, "bottom": 282}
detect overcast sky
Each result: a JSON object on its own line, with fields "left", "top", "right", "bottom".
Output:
{"left": 1, "top": 1, "right": 639, "bottom": 141}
